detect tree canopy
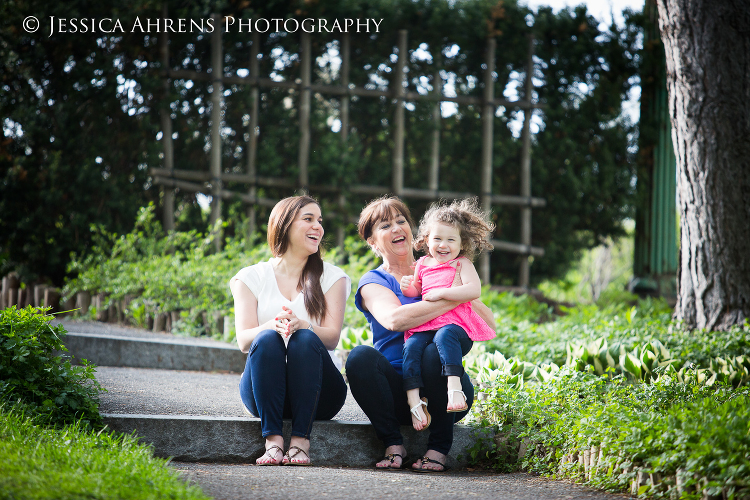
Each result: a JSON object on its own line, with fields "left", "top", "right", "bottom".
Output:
{"left": 1, "top": 0, "right": 642, "bottom": 286}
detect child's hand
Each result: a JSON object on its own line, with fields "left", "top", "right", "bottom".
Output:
{"left": 422, "top": 289, "right": 444, "bottom": 301}
{"left": 400, "top": 275, "right": 414, "bottom": 291}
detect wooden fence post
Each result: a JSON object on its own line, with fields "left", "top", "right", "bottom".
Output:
{"left": 247, "top": 32, "right": 260, "bottom": 239}
{"left": 298, "top": 32, "right": 311, "bottom": 192}
{"left": 519, "top": 34, "right": 535, "bottom": 288}
{"left": 160, "top": 2, "right": 175, "bottom": 232}
{"left": 429, "top": 69, "right": 442, "bottom": 192}
{"left": 392, "top": 30, "right": 408, "bottom": 196}
{"left": 209, "top": 12, "right": 223, "bottom": 251}
{"left": 337, "top": 33, "right": 351, "bottom": 254}
{"left": 480, "top": 37, "right": 496, "bottom": 284}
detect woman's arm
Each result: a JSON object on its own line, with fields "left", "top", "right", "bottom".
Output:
{"left": 231, "top": 278, "right": 277, "bottom": 353}
{"left": 360, "top": 283, "right": 460, "bottom": 333}
{"left": 313, "top": 278, "right": 348, "bottom": 350}
{"left": 274, "top": 278, "right": 348, "bottom": 351}
{"left": 471, "top": 298, "right": 496, "bottom": 331}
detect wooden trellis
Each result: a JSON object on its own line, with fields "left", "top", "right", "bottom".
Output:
{"left": 151, "top": 11, "right": 546, "bottom": 286}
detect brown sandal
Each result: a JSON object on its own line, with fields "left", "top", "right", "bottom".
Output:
{"left": 283, "top": 446, "right": 312, "bottom": 466}
{"left": 412, "top": 455, "right": 451, "bottom": 473}
{"left": 375, "top": 453, "right": 410, "bottom": 470}
{"left": 256, "top": 445, "right": 283, "bottom": 466}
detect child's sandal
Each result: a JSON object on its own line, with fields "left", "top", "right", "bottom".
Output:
{"left": 409, "top": 397, "right": 431, "bottom": 431}
{"left": 447, "top": 389, "right": 468, "bottom": 413}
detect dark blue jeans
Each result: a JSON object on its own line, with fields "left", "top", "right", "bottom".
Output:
{"left": 239, "top": 329, "right": 347, "bottom": 439}
{"left": 346, "top": 343, "right": 474, "bottom": 456}
{"left": 402, "top": 324, "right": 473, "bottom": 391}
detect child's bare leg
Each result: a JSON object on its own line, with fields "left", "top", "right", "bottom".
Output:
{"left": 406, "top": 388, "right": 428, "bottom": 431}
{"left": 447, "top": 375, "right": 467, "bottom": 411}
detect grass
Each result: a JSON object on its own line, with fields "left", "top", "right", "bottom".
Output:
{"left": 0, "top": 404, "right": 210, "bottom": 500}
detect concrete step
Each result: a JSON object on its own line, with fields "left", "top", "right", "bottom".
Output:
{"left": 61, "top": 320, "right": 485, "bottom": 468}
{"left": 64, "top": 331, "right": 246, "bottom": 372}
{"left": 95, "top": 366, "right": 484, "bottom": 468}
{"left": 57, "top": 318, "right": 246, "bottom": 373}
{"left": 103, "top": 414, "right": 485, "bottom": 468}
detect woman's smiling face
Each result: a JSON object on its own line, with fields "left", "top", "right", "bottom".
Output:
{"left": 368, "top": 210, "right": 412, "bottom": 259}
{"left": 288, "top": 203, "right": 324, "bottom": 255}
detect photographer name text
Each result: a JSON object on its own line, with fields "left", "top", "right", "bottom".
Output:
{"left": 25, "top": 16, "right": 384, "bottom": 36}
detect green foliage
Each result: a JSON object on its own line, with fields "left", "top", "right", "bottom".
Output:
{"left": 0, "top": 306, "right": 102, "bottom": 428}
{"left": 0, "top": 403, "right": 210, "bottom": 500}
{"left": 63, "top": 204, "right": 381, "bottom": 341}
{"left": 463, "top": 291, "right": 750, "bottom": 498}
{"left": 63, "top": 205, "right": 268, "bottom": 338}
{"left": 538, "top": 227, "right": 635, "bottom": 304}
{"left": 469, "top": 370, "right": 750, "bottom": 498}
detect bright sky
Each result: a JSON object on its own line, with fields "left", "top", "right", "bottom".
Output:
{"left": 522, "top": 0, "right": 645, "bottom": 28}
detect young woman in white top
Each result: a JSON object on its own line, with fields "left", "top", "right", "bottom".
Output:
{"left": 230, "top": 195, "right": 350, "bottom": 466}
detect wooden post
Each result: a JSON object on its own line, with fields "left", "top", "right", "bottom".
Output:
{"left": 519, "top": 34, "right": 535, "bottom": 288}
{"left": 75, "top": 291, "right": 91, "bottom": 315}
{"left": 160, "top": 2, "right": 174, "bottom": 232}
{"left": 298, "top": 32, "right": 311, "bottom": 192}
{"left": 392, "top": 30, "right": 408, "bottom": 196}
{"left": 247, "top": 32, "right": 260, "bottom": 240}
{"left": 337, "top": 33, "right": 351, "bottom": 253}
{"left": 210, "top": 12, "right": 223, "bottom": 251}
{"left": 429, "top": 69, "right": 442, "bottom": 192}
{"left": 479, "top": 38, "right": 496, "bottom": 284}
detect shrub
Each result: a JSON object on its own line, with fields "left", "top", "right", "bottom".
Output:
{"left": 468, "top": 369, "right": 750, "bottom": 498}
{"left": 0, "top": 306, "right": 102, "bottom": 428}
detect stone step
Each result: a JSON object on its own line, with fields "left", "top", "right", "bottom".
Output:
{"left": 61, "top": 320, "right": 485, "bottom": 468}
{"left": 63, "top": 331, "right": 246, "bottom": 373}
{"left": 102, "top": 413, "right": 485, "bottom": 468}
{"left": 95, "top": 366, "right": 483, "bottom": 468}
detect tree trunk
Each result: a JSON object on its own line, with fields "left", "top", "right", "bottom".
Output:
{"left": 656, "top": 0, "right": 750, "bottom": 330}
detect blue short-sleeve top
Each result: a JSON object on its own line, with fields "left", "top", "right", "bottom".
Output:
{"left": 355, "top": 265, "right": 420, "bottom": 376}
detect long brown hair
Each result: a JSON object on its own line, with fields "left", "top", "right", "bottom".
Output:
{"left": 267, "top": 195, "right": 326, "bottom": 322}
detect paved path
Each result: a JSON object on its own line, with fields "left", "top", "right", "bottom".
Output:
{"left": 57, "top": 318, "right": 628, "bottom": 499}
{"left": 171, "top": 464, "right": 629, "bottom": 500}
{"left": 95, "top": 366, "right": 369, "bottom": 421}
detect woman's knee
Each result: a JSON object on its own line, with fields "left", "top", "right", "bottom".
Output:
{"left": 345, "top": 345, "right": 379, "bottom": 381}
{"left": 287, "top": 328, "right": 324, "bottom": 353}
{"left": 250, "top": 329, "right": 285, "bottom": 361}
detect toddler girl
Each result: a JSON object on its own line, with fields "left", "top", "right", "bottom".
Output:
{"left": 400, "top": 198, "right": 496, "bottom": 431}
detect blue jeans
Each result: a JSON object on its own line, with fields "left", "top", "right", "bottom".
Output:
{"left": 345, "top": 343, "right": 474, "bottom": 456}
{"left": 239, "top": 329, "right": 347, "bottom": 439}
{"left": 402, "top": 324, "right": 473, "bottom": 391}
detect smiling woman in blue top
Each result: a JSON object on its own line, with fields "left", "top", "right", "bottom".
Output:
{"left": 230, "top": 195, "right": 350, "bottom": 466}
{"left": 346, "top": 196, "right": 495, "bottom": 472}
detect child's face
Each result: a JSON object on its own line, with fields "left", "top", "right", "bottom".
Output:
{"left": 427, "top": 222, "right": 461, "bottom": 264}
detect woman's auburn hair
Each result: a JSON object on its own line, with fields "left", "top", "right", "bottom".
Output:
{"left": 267, "top": 195, "right": 326, "bottom": 323}
{"left": 357, "top": 195, "right": 415, "bottom": 244}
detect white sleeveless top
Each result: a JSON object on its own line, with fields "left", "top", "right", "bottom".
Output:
{"left": 230, "top": 259, "right": 351, "bottom": 369}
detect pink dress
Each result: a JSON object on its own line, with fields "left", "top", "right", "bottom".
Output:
{"left": 404, "top": 256, "right": 496, "bottom": 342}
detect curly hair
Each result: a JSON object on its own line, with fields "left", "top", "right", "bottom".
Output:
{"left": 413, "top": 198, "right": 495, "bottom": 261}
